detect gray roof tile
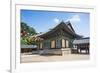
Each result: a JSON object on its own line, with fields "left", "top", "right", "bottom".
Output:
{"left": 73, "top": 38, "right": 89, "bottom": 44}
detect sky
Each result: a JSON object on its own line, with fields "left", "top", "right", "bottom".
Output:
{"left": 21, "top": 9, "right": 90, "bottom": 37}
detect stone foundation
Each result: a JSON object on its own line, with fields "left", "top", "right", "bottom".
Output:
{"left": 39, "top": 48, "right": 71, "bottom": 55}
{"left": 61, "top": 48, "right": 71, "bottom": 55}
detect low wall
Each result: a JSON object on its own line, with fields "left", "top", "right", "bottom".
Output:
{"left": 48, "top": 49, "right": 62, "bottom": 55}
{"left": 39, "top": 48, "right": 71, "bottom": 55}
{"left": 61, "top": 48, "right": 71, "bottom": 55}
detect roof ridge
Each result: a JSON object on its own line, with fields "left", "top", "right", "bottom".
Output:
{"left": 38, "top": 21, "right": 78, "bottom": 37}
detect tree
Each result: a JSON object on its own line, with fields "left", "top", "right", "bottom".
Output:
{"left": 21, "top": 37, "right": 28, "bottom": 45}
{"left": 21, "top": 22, "right": 37, "bottom": 37}
{"left": 21, "top": 22, "right": 37, "bottom": 45}
{"left": 28, "top": 35, "right": 43, "bottom": 45}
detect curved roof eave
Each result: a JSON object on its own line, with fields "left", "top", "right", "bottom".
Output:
{"left": 37, "top": 21, "right": 79, "bottom": 38}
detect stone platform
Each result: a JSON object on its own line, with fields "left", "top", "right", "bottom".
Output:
{"left": 39, "top": 48, "right": 71, "bottom": 55}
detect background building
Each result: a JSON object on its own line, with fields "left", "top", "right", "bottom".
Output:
{"left": 73, "top": 37, "right": 89, "bottom": 54}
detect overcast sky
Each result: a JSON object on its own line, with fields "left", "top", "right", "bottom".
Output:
{"left": 21, "top": 9, "right": 90, "bottom": 37}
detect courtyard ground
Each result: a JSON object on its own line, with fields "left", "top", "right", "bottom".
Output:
{"left": 20, "top": 53, "right": 89, "bottom": 63}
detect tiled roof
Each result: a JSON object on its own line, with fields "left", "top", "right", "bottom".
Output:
{"left": 37, "top": 21, "right": 80, "bottom": 38}
{"left": 73, "top": 38, "right": 89, "bottom": 44}
{"left": 21, "top": 45, "right": 37, "bottom": 49}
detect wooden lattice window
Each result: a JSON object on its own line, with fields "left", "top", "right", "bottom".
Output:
{"left": 62, "top": 39, "right": 65, "bottom": 48}
{"left": 66, "top": 40, "right": 69, "bottom": 48}
{"left": 51, "top": 40, "right": 55, "bottom": 48}
{"left": 40, "top": 43, "right": 42, "bottom": 49}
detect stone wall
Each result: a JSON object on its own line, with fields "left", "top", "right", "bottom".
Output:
{"left": 39, "top": 48, "right": 71, "bottom": 55}
{"left": 61, "top": 48, "right": 71, "bottom": 55}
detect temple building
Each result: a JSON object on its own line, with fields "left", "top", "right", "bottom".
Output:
{"left": 21, "top": 45, "right": 37, "bottom": 53}
{"left": 37, "top": 21, "right": 82, "bottom": 55}
{"left": 73, "top": 37, "right": 89, "bottom": 54}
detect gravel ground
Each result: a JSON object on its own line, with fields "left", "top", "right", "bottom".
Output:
{"left": 20, "top": 53, "right": 89, "bottom": 63}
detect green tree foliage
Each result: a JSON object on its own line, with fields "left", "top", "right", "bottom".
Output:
{"left": 21, "top": 22, "right": 37, "bottom": 45}
{"left": 21, "top": 22, "right": 37, "bottom": 37}
{"left": 21, "top": 37, "right": 28, "bottom": 45}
